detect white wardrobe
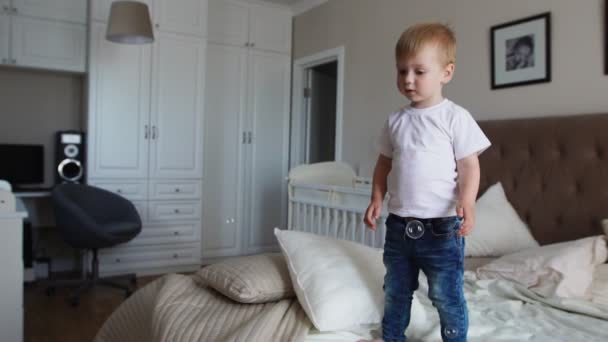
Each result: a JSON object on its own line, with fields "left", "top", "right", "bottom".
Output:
{"left": 0, "top": 0, "right": 86, "bottom": 72}
{"left": 87, "top": 0, "right": 292, "bottom": 273}
{"left": 87, "top": 0, "right": 208, "bottom": 275}
{"left": 202, "top": 0, "right": 291, "bottom": 259}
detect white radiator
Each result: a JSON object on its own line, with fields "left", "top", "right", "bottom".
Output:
{"left": 287, "top": 162, "right": 388, "bottom": 248}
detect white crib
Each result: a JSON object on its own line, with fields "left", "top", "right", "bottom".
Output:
{"left": 287, "top": 162, "right": 388, "bottom": 248}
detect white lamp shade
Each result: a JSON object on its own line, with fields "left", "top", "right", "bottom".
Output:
{"left": 106, "top": 1, "right": 154, "bottom": 44}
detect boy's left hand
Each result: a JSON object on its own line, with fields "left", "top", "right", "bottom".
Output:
{"left": 456, "top": 202, "right": 475, "bottom": 236}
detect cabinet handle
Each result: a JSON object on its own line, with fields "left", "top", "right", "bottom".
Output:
{"left": 155, "top": 23, "right": 160, "bottom": 29}
{"left": 2, "top": 5, "right": 8, "bottom": 12}
{"left": 174, "top": 231, "right": 179, "bottom": 236}
{"left": 247, "top": 131, "right": 253, "bottom": 144}
{"left": 250, "top": 43, "right": 255, "bottom": 48}
{"left": 144, "top": 125, "right": 149, "bottom": 139}
{"left": 11, "top": 58, "right": 16, "bottom": 64}
{"left": 152, "top": 126, "right": 157, "bottom": 139}
{"left": 1, "top": 58, "right": 6, "bottom": 64}
{"left": 115, "top": 258, "right": 121, "bottom": 263}
{"left": 117, "top": 189, "right": 122, "bottom": 194}
{"left": 242, "top": 131, "right": 246, "bottom": 144}
{"left": 174, "top": 208, "right": 180, "bottom": 213}
{"left": 173, "top": 253, "right": 179, "bottom": 259}
{"left": 174, "top": 188, "right": 180, "bottom": 193}
{"left": 11, "top": 6, "right": 17, "bottom": 14}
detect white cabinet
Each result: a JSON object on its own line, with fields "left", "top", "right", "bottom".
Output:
{"left": 202, "top": 43, "right": 246, "bottom": 258}
{"left": 203, "top": 0, "right": 292, "bottom": 259}
{"left": 88, "top": 23, "right": 151, "bottom": 179}
{"left": 207, "top": 0, "right": 247, "bottom": 47}
{"left": 244, "top": 49, "right": 290, "bottom": 251}
{"left": 203, "top": 43, "right": 290, "bottom": 258}
{"left": 88, "top": 25, "right": 205, "bottom": 180}
{"left": 149, "top": 32, "right": 206, "bottom": 179}
{"left": 0, "top": 190, "right": 26, "bottom": 342}
{"left": 208, "top": 0, "right": 291, "bottom": 54}
{"left": 0, "top": 0, "right": 86, "bottom": 72}
{"left": 248, "top": 4, "right": 291, "bottom": 54}
{"left": 87, "top": 3, "right": 207, "bottom": 275}
{"left": 0, "top": 12, "right": 9, "bottom": 63}
{"left": 11, "top": 15, "right": 86, "bottom": 72}
{"left": 92, "top": 0, "right": 208, "bottom": 37}
{"left": 12, "top": 0, "right": 86, "bottom": 23}
{"left": 153, "top": 0, "right": 208, "bottom": 37}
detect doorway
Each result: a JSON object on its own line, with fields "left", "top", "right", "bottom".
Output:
{"left": 291, "top": 46, "right": 344, "bottom": 168}
{"left": 305, "top": 61, "right": 337, "bottom": 163}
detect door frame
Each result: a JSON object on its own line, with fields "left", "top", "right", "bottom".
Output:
{"left": 290, "top": 46, "right": 345, "bottom": 168}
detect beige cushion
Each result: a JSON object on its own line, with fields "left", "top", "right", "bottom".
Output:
{"left": 195, "top": 253, "right": 294, "bottom": 303}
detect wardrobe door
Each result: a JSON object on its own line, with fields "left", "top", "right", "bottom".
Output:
{"left": 148, "top": 32, "right": 205, "bottom": 179}
{"left": 207, "top": 0, "right": 248, "bottom": 47}
{"left": 244, "top": 49, "right": 290, "bottom": 253}
{"left": 153, "top": 0, "right": 207, "bottom": 37}
{"left": 202, "top": 43, "right": 247, "bottom": 257}
{"left": 87, "top": 22, "right": 151, "bottom": 179}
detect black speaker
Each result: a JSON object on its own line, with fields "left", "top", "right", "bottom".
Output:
{"left": 55, "top": 131, "right": 86, "bottom": 184}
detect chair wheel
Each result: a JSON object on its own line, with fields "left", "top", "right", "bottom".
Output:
{"left": 45, "top": 287, "right": 56, "bottom": 296}
{"left": 68, "top": 296, "right": 80, "bottom": 307}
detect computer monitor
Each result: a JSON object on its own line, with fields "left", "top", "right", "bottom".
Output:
{"left": 0, "top": 144, "right": 44, "bottom": 188}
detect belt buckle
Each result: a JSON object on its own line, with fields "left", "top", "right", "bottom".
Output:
{"left": 405, "top": 220, "right": 425, "bottom": 239}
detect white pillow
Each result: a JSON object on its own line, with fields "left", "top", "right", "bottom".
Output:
{"left": 467, "top": 182, "right": 539, "bottom": 256}
{"left": 477, "top": 236, "right": 608, "bottom": 298}
{"left": 274, "top": 228, "right": 425, "bottom": 332}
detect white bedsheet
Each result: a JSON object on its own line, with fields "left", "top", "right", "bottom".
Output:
{"left": 306, "top": 268, "right": 608, "bottom": 342}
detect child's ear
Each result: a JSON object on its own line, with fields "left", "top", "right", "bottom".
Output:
{"left": 442, "top": 63, "right": 455, "bottom": 84}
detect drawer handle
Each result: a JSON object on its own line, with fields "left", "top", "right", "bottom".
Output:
{"left": 174, "top": 209, "right": 180, "bottom": 213}
{"left": 115, "top": 258, "right": 121, "bottom": 263}
{"left": 174, "top": 188, "right": 180, "bottom": 193}
{"left": 174, "top": 231, "right": 179, "bottom": 236}
{"left": 173, "top": 253, "right": 179, "bottom": 259}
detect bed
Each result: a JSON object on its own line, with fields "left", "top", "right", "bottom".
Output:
{"left": 94, "top": 113, "right": 608, "bottom": 342}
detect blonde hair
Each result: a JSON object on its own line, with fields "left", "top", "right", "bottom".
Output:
{"left": 395, "top": 22, "right": 456, "bottom": 66}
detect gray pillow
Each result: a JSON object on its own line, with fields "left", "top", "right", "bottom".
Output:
{"left": 195, "top": 253, "right": 294, "bottom": 303}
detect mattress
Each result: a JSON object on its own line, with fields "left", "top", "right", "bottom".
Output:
{"left": 305, "top": 261, "right": 608, "bottom": 342}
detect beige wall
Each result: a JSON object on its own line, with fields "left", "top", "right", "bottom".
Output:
{"left": 0, "top": 67, "right": 84, "bottom": 188}
{"left": 294, "top": 0, "right": 608, "bottom": 176}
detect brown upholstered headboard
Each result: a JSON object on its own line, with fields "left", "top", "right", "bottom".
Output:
{"left": 478, "top": 113, "right": 608, "bottom": 245}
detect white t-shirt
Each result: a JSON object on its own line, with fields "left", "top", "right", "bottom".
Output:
{"left": 378, "top": 98, "right": 491, "bottom": 218}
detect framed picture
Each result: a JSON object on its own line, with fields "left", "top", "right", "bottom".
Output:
{"left": 491, "top": 12, "right": 551, "bottom": 89}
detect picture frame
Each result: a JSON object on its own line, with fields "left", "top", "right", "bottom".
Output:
{"left": 490, "top": 12, "right": 551, "bottom": 89}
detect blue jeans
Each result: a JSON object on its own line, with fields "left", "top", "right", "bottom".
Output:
{"left": 382, "top": 214, "right": 468, "bottom": 342}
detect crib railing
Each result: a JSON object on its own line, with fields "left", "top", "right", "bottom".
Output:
{"left": 287, "top": 181, "right": 388, "bottom": 249}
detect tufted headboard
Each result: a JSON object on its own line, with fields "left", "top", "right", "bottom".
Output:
{"left": 478, "top": 113, "right": 608, "bottom": 245}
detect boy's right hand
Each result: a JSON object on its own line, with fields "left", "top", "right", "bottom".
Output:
{"left": 364, "top": 201, "right": 382, "bottom": 230}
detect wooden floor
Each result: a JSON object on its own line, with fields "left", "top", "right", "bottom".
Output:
{"left": 24, "top": 276, "right": 160, "bottom": 342}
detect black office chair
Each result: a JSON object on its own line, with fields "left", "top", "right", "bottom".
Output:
{"left": 47, "top": 183, "right": 142, "bottom": 306}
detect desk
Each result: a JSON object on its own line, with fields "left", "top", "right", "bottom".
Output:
{"left": 15, "top": 191, "right": 52, "bottom": 198}
{"left": 15, "top": 191, "right": 52, "bottom": 281}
